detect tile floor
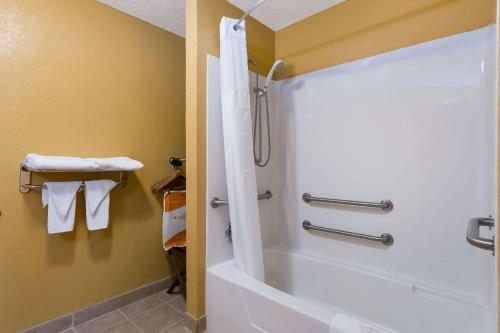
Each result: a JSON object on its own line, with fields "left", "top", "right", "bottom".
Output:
{"left": 64, "top": 291, "right": 189, "bottom": 333}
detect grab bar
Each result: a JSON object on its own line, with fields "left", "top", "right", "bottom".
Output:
{"left": 303, "top": 193, "right": 394, "bottom": 212}
{"left": 466, "top": 217, "right": 495, "bottom": 253}
{"left": 211, "top": 190, "right": 272, "bottom": 208}
{"left": 302, "top": 220, "right": 394, "bottom": 246}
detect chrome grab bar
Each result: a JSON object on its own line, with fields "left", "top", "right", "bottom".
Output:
{"left": 211, "top": 190, "right": 272, "bottom": 208}
{"left": 466, "top": 217, "right": 495, "bottom": 253}
{"left": 303, "top": 193, "right": 394, "bottom": 212}
{"left": 302, "top": 220, "right": 394, "bottom": 246}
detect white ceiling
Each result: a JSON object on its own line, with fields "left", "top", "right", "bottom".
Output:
{"left": 96, "top": 0, "right": 186, "bottom": 37}
{"left": 96, "top": 0, "right": 345, "bottom": 37}
{"left": 228, "top": 0, "right": 345, "bottom": 31}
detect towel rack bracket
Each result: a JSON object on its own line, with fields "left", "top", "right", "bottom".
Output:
{"left": 19, "top": 166, "right": 32, "bottom": 193}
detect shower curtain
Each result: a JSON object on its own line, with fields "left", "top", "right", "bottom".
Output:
{"left": 219, "top": 17, "right": 264, "bottom": 281}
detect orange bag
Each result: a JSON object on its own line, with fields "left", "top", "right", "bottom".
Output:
{"left": 163, "top": 191, "right": 186, "bottom": 251}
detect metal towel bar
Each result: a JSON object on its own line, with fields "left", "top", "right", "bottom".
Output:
{"left": 211, "top": 190, "right": 272, "bottom": 208}
{"left": 302, "top": 220, "right": 394, "bottom": 246}
{"left": 303, "top": 193, "right": 394, "bottom": 211}
{"left": 466, "top": 217, "right": 495, "bottom": 253}
{"left": 19, "top": 165, "right": 128, "bottom": 193}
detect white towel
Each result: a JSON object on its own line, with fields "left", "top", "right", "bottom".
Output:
{"left": 42, "top": 181, "right": 82, "bottom": 234}
{"left": 24, "top": 154, "right": 95, "bottom": 170}
{"left": 22, "top": 154, "right": 143, "bottom": 171}
{"left": 84, "top": 180, "right": 117, "bottom": 231}
{"left": 87, "top": 157, "right": 144, "bottom": 171}
{"left": 330, "top": 314, "right": 391, "bottom": 333}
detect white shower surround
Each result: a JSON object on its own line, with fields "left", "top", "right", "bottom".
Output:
{"left": 206, "top": 25, "right": 498, "bottom": 333}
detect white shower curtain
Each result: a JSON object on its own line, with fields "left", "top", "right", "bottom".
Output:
{"left": 219, "top": 17, "right": 264, "bottom": 281}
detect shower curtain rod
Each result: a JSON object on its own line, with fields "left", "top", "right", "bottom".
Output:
{"left": 233, "top": 0, "right": 266, "bottom": 31}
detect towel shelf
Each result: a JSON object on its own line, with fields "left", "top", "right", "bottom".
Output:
{"left": 19, "top": 165, "right": 128, "bottom": 193}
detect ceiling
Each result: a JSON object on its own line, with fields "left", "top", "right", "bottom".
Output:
{"left": 96, "top": 0, "right": 186, "bottom": 37}
{"left": 228, "top": 0, "right": 345, "bottom": 31}
{"left": 96, "top": 0, "right": 345, "bottom": 37}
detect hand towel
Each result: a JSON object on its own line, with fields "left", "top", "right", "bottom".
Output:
{"left": 24, "top": 154, "right": 96, "bottom": 170}
{"left": 86, "top": 157, "right": 143, "bottom": 171}
{"left": 84, "top": 180, "right": 117, "bottom": 231}
{"left": 42, "top": 181, "right": 82, "bottom": 234}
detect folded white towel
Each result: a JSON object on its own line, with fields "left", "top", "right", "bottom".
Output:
{"left": 84, "top": 180, "right": 117, "bottom": 231}
{"left": 42, "top": 181, "right": 82, "bottom": 234}
{"left": 24, "top": 154, "right": 96, "bottom": 170}
{"left": 22, "top": 154, "right": 143, "bottom": 171}
{"left": 87, "top": 157, "right": 144, "bottom": 171}
{"left": 330, "top": 314, "right": 390, "bottom": 333}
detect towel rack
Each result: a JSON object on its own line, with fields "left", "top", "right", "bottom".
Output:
{"left": 303, "top": 193, "right": 394, "bottom": 212}
{"left": 19, "top": 165, "right": 128, "bottom": 193}
{"left": 211, "top": 190, "right": 272, "bottom": 208}
{"left": 303, "top": 220, "right": 394, "bottom": 246}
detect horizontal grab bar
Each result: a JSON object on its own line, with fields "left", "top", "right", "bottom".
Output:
{"left": 303, "top": 193, "right": 393, "bottom": 211}
{"left": 466, "top": 217, "right": 494, "bottom": 253}
{"left": 211, "top": 190, "right": 272, "bottom": 208}
{"left": 302, "top": 220, "right": 394, "bottom": 246}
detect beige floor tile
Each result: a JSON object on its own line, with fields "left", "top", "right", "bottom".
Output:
{"left": 100, "top": 320, "right": 141, "bottom": 333}
{"left": 160, "top": 320, "right": 191, "bottom": 333}
{"left": 75, "top": 311, "right": 126, "bottom": 333}
{"left": 156, "top": 291, "right": 182, "bottom": 304}
{"left": 120, "top": 295, "right": 164, "bottom": 317}
{"left": 168, "top": 297, "right": 186, "bottom": 313}
{"left": 130, "top": 303, "right": 184, "bottom": 333}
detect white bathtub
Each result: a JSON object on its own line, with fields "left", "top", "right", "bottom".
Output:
{"left": 206, "top": 248, "right": 486, "bottom": 333}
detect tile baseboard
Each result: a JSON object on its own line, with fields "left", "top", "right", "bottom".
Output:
{"left": 21, "top": 276, "right": 174, "bottom": 333}
{"left": 185, "top": 313, "right": 206, "bottom": 333}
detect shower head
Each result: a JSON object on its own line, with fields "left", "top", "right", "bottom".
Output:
{"left": 264, "top": 60, "right": 284, "bottom": 90}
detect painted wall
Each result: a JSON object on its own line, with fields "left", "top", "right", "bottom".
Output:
{"left": 275, "top": 0, "right": 496, "bottom": 79}
{"left": 0, "top": 1, "right": 185, "bottom": 332}
{"left": 185, "top": 0, "right": 275, "bottom": 319}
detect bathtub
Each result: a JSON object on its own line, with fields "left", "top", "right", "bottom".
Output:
{"left": 206, "top": 248, "right": 486, "bottom": 333}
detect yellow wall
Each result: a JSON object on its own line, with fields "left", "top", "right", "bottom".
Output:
{"left": 185, "top": 0, "right": 274, "bottom": 319}
{"left": 275, "top": 0, "right": 496, "bottom": 79}
{"left": 0, "top": 1, "right": 185, "bottom": 332}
